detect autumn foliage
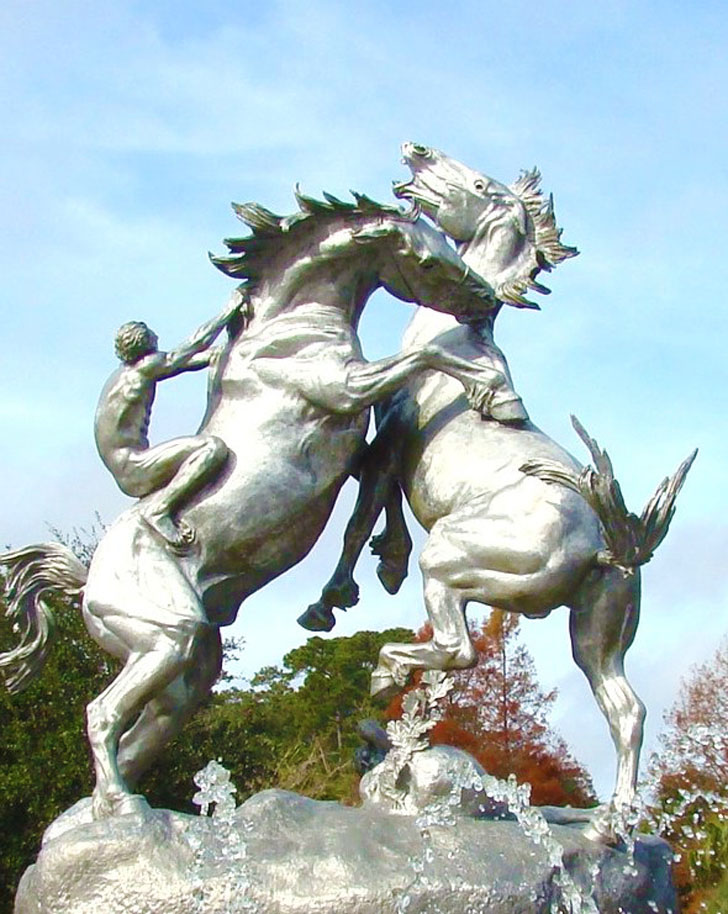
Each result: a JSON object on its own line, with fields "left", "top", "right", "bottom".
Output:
{"left": 647, "top": 640, "right": 728, "bottom": 914}
{"left": 387, "top": 609, "right": 596, "bottom": 807}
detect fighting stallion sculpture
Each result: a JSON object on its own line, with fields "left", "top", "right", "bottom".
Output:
{"left": 0, "top": 189, "right": 512, "bottom": 819}
{"left": 300, "top": 144, "right": 696, "bottom": 842}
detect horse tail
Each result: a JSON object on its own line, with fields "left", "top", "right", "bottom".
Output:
{"left": 521, "top": 415, "right": 697, "bottom": 575}
{"left": 0, "top": 543, "right": 88, "bottom": 693}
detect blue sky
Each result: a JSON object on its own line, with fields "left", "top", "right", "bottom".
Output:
{"left": 1, "top": 0, "right": 726, "bottom": 799}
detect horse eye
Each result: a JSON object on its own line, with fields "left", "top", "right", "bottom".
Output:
{"left": 474, "top": 180, "right": 486, "bottom": 193}
{"left": 412, "top": 144, "right": 431, "bottom": 157}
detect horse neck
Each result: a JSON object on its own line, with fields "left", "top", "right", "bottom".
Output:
{"left": 242, "top": 244, "right": 379, "bottom": 335}
{"left": 402, "top": 308, "right": 462, "bottom": 348}
{"left": 401, "top": 221, "right": 523, "bottom": 348}
{"left": 459, "top": 216, "right": 538, "bottom": 302}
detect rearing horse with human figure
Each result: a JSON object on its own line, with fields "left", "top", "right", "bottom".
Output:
{"left": 0, "top": 186, "right": 517, "bottom": 820}
{"left": 300, "top": 143, "right": 696, "bottom": 843}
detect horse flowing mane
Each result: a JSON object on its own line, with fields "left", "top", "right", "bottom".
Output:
{"left": 210, "top": 189, "right": 409, "bottom": 293}
{"left": 496, "top": 169, "right": 578, "bottom": 308}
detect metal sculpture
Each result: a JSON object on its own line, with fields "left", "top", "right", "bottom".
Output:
{"left": 0, "top": 188, "right": 509, "bottom": 819}
{"left": 300, "top": 144, "right": 696, "bottom": 842}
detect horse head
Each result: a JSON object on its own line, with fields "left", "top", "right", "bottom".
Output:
{"left": 393, "top": 142, "right": 578, "bottom": 309}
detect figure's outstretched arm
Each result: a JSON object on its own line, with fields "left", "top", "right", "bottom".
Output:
{"left": 160, "top": 288, "right": 245, "bottom": 377}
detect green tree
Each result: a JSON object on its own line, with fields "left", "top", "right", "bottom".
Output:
{"left": 0, "top": 579, "right": 118, "bottom": 910}
{"left": 139, "top": 628, "right": 414, "bottom": 809}
{"left": 647, "top": 640, "right": 728, "bottom": 914}
{"left": 244, "top": 628, "right": 413, "bottom": 801}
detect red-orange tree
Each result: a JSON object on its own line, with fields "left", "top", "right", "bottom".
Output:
{"left": 651, "top": 640, "right": 728, "bottom": 801}
{"left": 388, "top": 609, "right": 595, "bottom": 807}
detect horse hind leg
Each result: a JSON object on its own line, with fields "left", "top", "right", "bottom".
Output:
{"left": 568, "top": 566, "right": 645, "bottom": 844}
{"left": 116, "top": 626, "right": 223, "bottom": 789}
{"left": 373, "top": 521, "right": 476, "bottom": 698}
{"left": 84, "top": 598, "right": 207, "bottom": 818}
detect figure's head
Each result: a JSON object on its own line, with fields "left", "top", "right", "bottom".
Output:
{"left": 393, "top": 142, "right": 577, "bottom": 308}
{"left": 114, "top": 321, "right": 158, "bottom": 363}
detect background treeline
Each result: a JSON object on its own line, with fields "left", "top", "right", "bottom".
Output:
{"left": 0, "top": 568, "right": 725, "bottom": 913}
{"left": 644, "top": 640, "right": 728, "bottom": 914}
{"left": 0, "top": 567, "right": 592, "bottom": 908}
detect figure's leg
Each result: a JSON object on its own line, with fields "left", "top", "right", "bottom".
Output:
{"left": 568, "top": 568, "right": 645, "bottom": 844}
{"left": 127, "top": 435, "right": 228, "bottom": 549}
{"left": 116, "top": 626, "right": 223, "bottom": 788}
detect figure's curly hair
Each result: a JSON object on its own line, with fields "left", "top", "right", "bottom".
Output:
{"left": 114, "top": 321, "right": 157, "bottom": 363}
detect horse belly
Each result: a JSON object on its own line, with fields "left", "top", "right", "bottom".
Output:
{"left": 190, "top": 397, "right": 367, "bottom": 613}
{"left": 401, "top": 409, "right": 584, "bottom": 531}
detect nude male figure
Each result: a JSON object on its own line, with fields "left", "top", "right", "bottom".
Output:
{"left": 94, "top": 290, "right": 244, "bottom": 548}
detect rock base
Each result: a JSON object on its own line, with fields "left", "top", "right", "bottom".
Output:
{"left": 16, "top": 789, "right": 678, "bottom": 914}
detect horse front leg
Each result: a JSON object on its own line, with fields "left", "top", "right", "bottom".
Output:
{"left": 370, "top": 481, "right": 413, "bottom": 595}
{"left": 340, "top": 345, "right": 521, "bottom": 418}
{"left": 298, "top": 432, "right": 401, "bottom": 631}
{"left": 296, "top": 340, "right": 516, "bottom": 420}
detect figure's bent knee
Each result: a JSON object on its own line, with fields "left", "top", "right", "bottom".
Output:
{"left": 200, "top": 434, "right": 229, "bottom": 467}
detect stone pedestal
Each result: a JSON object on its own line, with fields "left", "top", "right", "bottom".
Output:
{"left": 16, "top": 789, "right": 677, "bottom": 914}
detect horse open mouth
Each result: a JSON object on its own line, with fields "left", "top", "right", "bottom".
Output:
{"left": 392, "top": 172, "right": 443, "bottom": 216}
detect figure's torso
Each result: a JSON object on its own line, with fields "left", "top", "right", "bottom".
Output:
{"left": 94, "top": 364, "right": 156, "bottom": 475}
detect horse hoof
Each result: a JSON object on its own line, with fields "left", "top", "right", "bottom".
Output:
{"left": 115, "top": 794, "right": 151, "bottom": 819}
{"left": 323, "top": 579, "right": 359, "bottom": 609}
{"left": 297, "top": 602, "right": 336, "bottom": 632}
{"left": 488, "top": 395, "right": 529, "bottom": 423}
{"left": 91, "top": 790, "right": 150, "bottom": 820}
{"left": 583, "top": 805, "right": 620, "bottom": 846}
{"left": 370, "top": 669, "right": 401, "bottom": 700}
{"left": 376, "top": 559, "right": 407, "bottom": 595}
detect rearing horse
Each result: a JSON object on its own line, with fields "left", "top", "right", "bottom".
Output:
{"left": 0, "top": 188, "right": 509, "bottom": 818}
{"left": 301, "top": 145, "right": 696, "bottom": 842}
